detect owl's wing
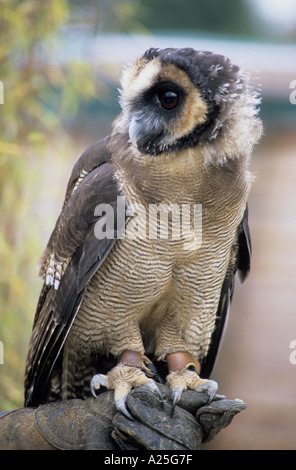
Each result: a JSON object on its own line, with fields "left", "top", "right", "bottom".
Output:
{"left": 200, "top": 205, "right": 252, "bottom": 378}
{"left": 24, "top": 137, "right": 128, "bottom": 406}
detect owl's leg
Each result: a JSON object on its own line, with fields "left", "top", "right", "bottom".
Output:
{"left": 165, "top": 351, "right": 218, "bottom": 408}
{"left": 154, "top": 318, "right": 218, "bottom": 406}
{"left": 90, "top": 350, "right": 162, "bottom": 419}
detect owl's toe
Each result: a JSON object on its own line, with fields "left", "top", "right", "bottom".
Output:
{"left": 194, "top": 379, "right": 218, "bottom": 401}
{"left": 166, "top": 367, "right": 218, "bottom": 409}
{"left": 90, "top": 352, "right": 162, "bottom": 420}
{"left": 164, "top": 351, "right": 218, "bottom": 410}
{"left": 90, "top": 373, "right": 109, "bottom": 398}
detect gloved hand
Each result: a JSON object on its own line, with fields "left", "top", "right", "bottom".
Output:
{"left": 0, "top": 392, "right": 118, "bottom": 450}
{"left": 0, "top": 385, "right": 246, "bottom": 450}
{"left": 112, "top": 384, "right": 246, "bottom": 450}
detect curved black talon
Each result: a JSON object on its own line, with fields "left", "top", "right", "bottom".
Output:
{"left": 142, "top": 357, "right": 165, "bottom": 384}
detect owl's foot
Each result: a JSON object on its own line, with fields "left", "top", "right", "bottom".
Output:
{"left": 90, "top": 351, "right": 163, "bottom": 419}
{"left": 165, "top": 352, "right": 218, "bottom": 409}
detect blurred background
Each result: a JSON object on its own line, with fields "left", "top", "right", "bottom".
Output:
{"left": 1, "top": 0, "right": 296, "bottom": 450}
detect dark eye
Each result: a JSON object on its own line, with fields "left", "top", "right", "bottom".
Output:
{"left": 157, "top": 89, "right": 180, "bottom": 110}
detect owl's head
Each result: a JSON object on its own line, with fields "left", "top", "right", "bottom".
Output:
{"left": 116, "top": 47, "right": 262, "bottom": 163}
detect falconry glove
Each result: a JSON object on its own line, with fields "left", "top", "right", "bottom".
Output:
{"left": 0, "top": 386, "right": 246, "bottom": 450}
{"left": 112, "top": 385, "right": 246, "bottom": 450}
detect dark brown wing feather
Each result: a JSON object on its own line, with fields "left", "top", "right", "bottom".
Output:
{"left": 24, "top": 137, "right": 126, "bottom": 406}
{"left": 200, "top": 205, "right": 252, "bottom": 378}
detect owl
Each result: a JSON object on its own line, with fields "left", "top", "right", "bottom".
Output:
{"left": 24, "top": 47, "right": 262, "bottom": 418}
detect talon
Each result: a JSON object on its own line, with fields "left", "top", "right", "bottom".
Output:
{"left": 195, "top": 380, "right": 218, "bottom": 402}
{"left": 90, "top": 373, "right": 109, "bottom": 398}
{"left": 115, "top": 396, "right": 134, "bottom": 420}
{"left": 142, "top": 357, "right": 165, "bottom": 383}
{"left": 172, "top": 386, "right": 182, "bottom": 407}
{"left": 171, "top": 386, "right": 183, "bottom": 416}
{"left": 91, "top": 360, "right": 161, "bottom": 419}
{"left": 141, "top": 381, "right": 164, "bottom": 402}
{"left": 166, "top": 367, "right": 218, "bottom": 407}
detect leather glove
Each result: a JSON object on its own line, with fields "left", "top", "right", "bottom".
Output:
{"left": 0, "top": 393, "right": 117, "bottom": 450}
{"left": 112, "top": 384, "right": 246, "bottom": 450}
{"left": 0, "top": 385, "right": 246, "bottom": 450}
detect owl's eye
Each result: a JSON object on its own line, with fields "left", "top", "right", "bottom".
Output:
{"left": 157, "top": 89, "right": 180, "bottom": 110}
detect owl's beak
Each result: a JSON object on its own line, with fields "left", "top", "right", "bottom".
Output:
{"left": 128, "top": 117, "right": 142, "bottom": 148}
{"left": 128, "top": 115, "right": 164, "bottom": 154}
